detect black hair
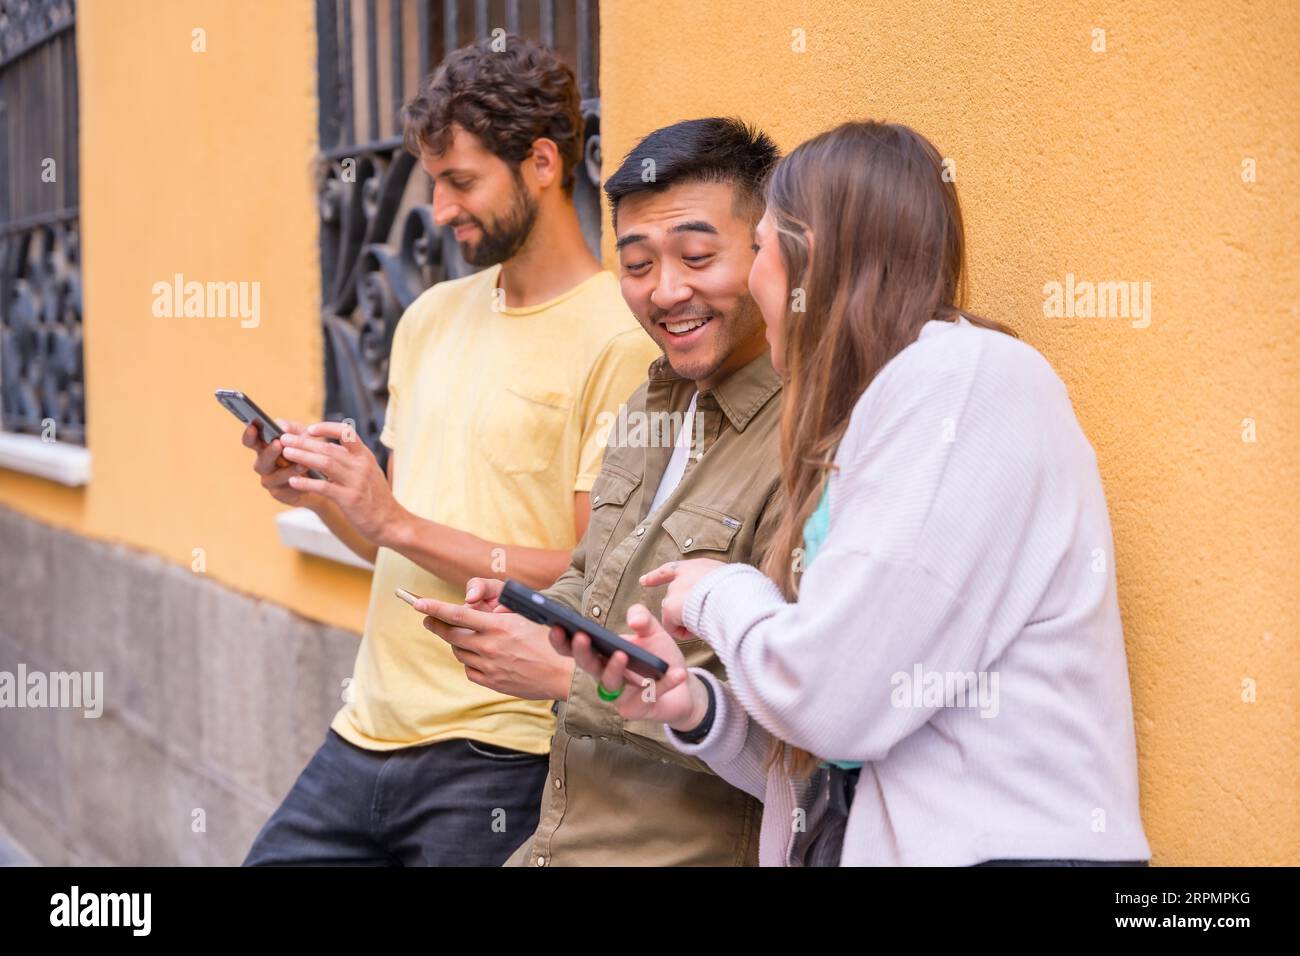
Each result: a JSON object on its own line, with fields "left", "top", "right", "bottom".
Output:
{"left": 603, "top": 117, "right": 779, "bottom": 228}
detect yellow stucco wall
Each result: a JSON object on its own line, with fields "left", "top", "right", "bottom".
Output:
{"left": 0, "top": 0, "right": 1293, "bottom": 864}
{"left": 0, "top": 0, "right": 374, "bottom": 631}
{"left": 597, "top": 0, "right": 1298, "bottom": 865}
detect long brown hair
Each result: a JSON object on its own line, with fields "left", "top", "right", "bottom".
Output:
{"left": 758, "top": 121, "right": 1011, "bottom": 778}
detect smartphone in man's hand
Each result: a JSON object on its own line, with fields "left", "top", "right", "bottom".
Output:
{"left": 216, "top": 389, "right": 327, "bottom": 480}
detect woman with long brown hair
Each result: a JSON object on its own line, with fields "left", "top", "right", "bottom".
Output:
{"left": 554, "top": 120, "right": 1151, "bottom": 866}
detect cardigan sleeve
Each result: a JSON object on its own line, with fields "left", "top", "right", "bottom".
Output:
{"left": 665, "top": 667, "right": 774, "bottom": 802}
{"left": 680, "top": 326, "right": 1055, "bottom": 764}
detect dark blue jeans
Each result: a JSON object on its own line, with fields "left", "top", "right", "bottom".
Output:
{"left": 243, "top": 730, "right": 548, "bottom": 866}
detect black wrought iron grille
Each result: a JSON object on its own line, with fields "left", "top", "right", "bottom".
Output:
{"left": 316, "top": 0, "right": 601, "bottom": 468}
{"left": 0, "top": 0, "right": 83, "bottom": 445}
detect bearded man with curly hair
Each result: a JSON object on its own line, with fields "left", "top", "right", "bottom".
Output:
{"left": 241, "top": 35, "right": 658, "bottom": 867}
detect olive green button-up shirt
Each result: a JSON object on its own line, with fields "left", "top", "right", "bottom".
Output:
{"left": 506, "top": 351, "right": 784, "bottom": 867}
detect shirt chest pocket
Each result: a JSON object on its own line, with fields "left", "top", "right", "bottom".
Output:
{"left": 585, "top": 465, "right": 641, "bottom": 574}
{"left": 475, "top": 386, "right": 572, "bottom": 475}
{"left": 661, "top": 503, "right": 743, "bottom": 557}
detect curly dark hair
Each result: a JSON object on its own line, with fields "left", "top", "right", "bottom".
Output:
{"left": 400, "top": 34, "right": 584, "bottom": 196}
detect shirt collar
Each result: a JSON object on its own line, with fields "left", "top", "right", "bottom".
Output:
{"left": 646, "top": 350, "right": 782, "bottom": 433}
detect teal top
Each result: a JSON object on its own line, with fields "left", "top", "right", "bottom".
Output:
{"left": 803, "top": 480, "right": 863, "bottom": 771}
{"left": 801, "top": 479, "right": 833, "bottom": 566}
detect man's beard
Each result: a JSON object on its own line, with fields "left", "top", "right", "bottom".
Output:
{"left": 649, "top": 293, "right": 767, "bottom": 383}
{"left": 455, "top": 173, "right": 539, "bottom": 268}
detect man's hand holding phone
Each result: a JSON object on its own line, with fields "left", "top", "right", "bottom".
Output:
{"left": 243, "top": 419, "right": 323, "bottom": 510}
{"left": 278, "top": 421, "right": 405, "bottom": 544}
{"left": 463, "top": 577, "right": 512, "bottom": 612}
{"left": 551, "top": 604, "right": 708, "bottom": 733}
{"left": 399, "top": 588, "right": 575, "bottom": 702}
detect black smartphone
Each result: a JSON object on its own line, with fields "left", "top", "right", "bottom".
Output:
{"left": 215, "top": 388, "right": 327, "bottom": 480}
{"left": 498, "top": 579, "right": 669, "bottom": 680}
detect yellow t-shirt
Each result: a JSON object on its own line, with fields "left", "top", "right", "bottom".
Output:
{"left": 330, "top": 264, "right": 660, "bottom": 753}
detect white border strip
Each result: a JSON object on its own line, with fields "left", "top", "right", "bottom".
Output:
{"left": 0, "top": 433, "right": 91, "bottom": 486}
{"left": 275, "top": 507, "right": 373, "bottom": 570}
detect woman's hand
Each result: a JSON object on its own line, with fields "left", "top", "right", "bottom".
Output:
{"left": 548, "top": 604, "right": 709, "bottom": 731}
{"left": 639, "top": 558, "right": 727, "bottom": 637}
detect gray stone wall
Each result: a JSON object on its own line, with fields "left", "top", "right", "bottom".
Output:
{"left": 0, "top": 505, "right": 361, "bottom": 864}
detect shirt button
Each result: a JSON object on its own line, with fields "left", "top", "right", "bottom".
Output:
{"left": 634, "top": 527, "right": 646, "bottom": 537}
{"left": 684, "top": 537, "right": 694, "bottom": 548}
{"left": 593, "top": 494, "right": 601, "bottom": 504}
{"left": 553, "top": 777, "right": 562, "bottom": 789}
{"left": 535, "top": 856, "right": 547, "bottom": 866}
{"left": 591, "top": 606, "right": 602, "bottom": 617}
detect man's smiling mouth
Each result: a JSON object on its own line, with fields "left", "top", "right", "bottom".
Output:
{"left": 660, "top": 315, "right": 713, "bottom": 337}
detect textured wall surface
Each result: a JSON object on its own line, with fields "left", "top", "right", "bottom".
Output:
{"left": 598, "top": 0, "right": 1299, "bottom": 865}
{"left": 0, "top": 0, "right": 1293, "bottom": 865}
{"left": 0, "top": 0, "right": 375, "bottom": 632}
{"left": 0, "top": 505, "right": 359, "bottom": 864}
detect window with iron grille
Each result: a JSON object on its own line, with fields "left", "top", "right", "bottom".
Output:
{"left": 315, "top": 0, "right": 602, "bottom": 470}
{"left": 0, "top": 0, "right": 83, "bottom": 446}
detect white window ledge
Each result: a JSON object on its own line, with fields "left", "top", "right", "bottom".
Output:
{"left": 0, "top": 432, "right": 91, "bottom": 486}
{"left": 275, "top": 507, "right": 373, "bottom": 570}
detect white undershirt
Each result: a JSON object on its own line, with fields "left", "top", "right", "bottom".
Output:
{"left": 648, "top": 391, "right": 699, "bottom": 515}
